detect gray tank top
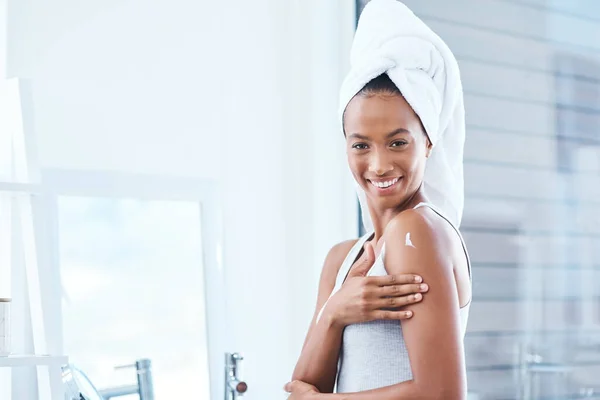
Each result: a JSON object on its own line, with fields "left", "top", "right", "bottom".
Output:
{"left": 327, "top": 202, "right": 472, "bottom": 392}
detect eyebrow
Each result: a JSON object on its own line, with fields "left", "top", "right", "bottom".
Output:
{"left": 348, "top": 128, "right": 411, "bottom": 140}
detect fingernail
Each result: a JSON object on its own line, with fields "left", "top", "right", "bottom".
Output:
{"left": 414, "top": 275, "right": 422, "bottom": 283}
{"left": 414, "top": 293, "right": 422, "bottom": 301}
{"left": 420, "top": 284, "right": 428, "bottom": 291}
{"left": 405, "top": 311, "right": 413, "bottom": 317}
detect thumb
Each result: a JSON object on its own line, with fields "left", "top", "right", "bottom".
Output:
{"left": 284, "top": 380, "right": 298, "bottom": 393}
{"left": 348, "top": 241, "right": 375, "bottom": 277}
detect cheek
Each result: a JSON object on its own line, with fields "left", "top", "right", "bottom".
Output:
{"left": 409, "top": 157, "right": 428, "bottom": 179}
{"left": 347, "top": 154, "right": 366, "bottom": 178}
{"left": 401, "top": 149, "right": 428, "bottom": 175}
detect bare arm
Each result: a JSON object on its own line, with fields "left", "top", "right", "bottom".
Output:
{"left": 308, "top": 210, "right": 467, "bottom": 399}
{"left": 291, "top": 240, "right": 357, "bottom": 393}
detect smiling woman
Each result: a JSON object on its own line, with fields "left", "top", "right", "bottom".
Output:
{"left": 287, "top": 1, "right": 472, "bottom": 398}
{"left": 322, "top": 67, "right": 472, "bottom": 396}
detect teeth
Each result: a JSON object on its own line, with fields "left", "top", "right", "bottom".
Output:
{"left": 370, "top": 177, "right": 399, "bottom": 188}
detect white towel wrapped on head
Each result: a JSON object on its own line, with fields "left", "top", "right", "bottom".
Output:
{"left": 339, "top": 0, "right": 466, "bottom": 229}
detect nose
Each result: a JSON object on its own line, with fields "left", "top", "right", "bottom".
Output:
{"left": 369, "top": 148, "right": 394, "bottom": 176}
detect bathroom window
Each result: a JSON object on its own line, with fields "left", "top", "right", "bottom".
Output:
{"left": 57, "top": 196, "right": 211, "bottom": 399}
{"left": 554, "top": 53, "right": 600, "bottom": 174}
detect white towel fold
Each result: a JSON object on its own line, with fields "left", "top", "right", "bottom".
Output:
{"left": 339, "top": 0, "right": 466, "bottom": 229}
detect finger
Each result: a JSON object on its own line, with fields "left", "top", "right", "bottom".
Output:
{"left": 379, "top": 283, "right": 428, "bottom": 297}
{"left": 377, "top": 292, "right": 423, "bottom": 308}
{"left": 363, "top": 241, "right": 375, "bottom": 263}
{"left": 373, "top": 309, "right": 413, "bottom": 320}
{"left": 368, "top": 274, "right": 424, "bottom": 286}
{"left": 348, "top": 242, "right": 376, "bottom": 277}
{"left": 284, "top": 381, "right": 296, "bottom": 393}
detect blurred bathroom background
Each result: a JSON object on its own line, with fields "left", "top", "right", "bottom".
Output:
{"left": 1, "top": 0, "right": 599, "bottom": 399}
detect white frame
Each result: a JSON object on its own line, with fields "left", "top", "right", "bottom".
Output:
{"left": 1, "top": 75, "right": 58, "bottom": 399}
{"left": 40, "top": 168, "right": 228, "bottom": 399}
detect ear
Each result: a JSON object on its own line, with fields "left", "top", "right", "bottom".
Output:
{"left": 425, "top": 139, "right": 433, "bottom": 158}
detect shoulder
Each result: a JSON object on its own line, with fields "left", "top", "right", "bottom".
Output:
{"left": 383, "top": 209, "right": 452, "bottom": 273}
{"left": 322, "top": 239, "right": 360, "bottom": 277}
{"left": 384, "top": 208, "right": 441, "bottom": 245}
{"left": 315, "top": 239, "right": 360, "bottom": 299}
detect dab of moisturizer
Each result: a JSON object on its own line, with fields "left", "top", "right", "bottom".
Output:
{"left": 405, "top": 232, "right": 416, "bottom": 248}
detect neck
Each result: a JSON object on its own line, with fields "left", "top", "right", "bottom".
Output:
{"left": 367, "top": 185, "right": 427, "bottom": 242}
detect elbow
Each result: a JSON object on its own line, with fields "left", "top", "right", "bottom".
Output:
{"left": 290, "top": 369, "right": 308, "bottom": 386}
{"left": 290, "top": 371, "right": 331, "bottom": 394}
{"left": 291, "top": 365, "right": 313, "bottom": 385}
{"left": 290, "top": 365, "right": 302, "bottom": 382}
{"left": 291, "top": 361, "right": 312, "bottom": 383}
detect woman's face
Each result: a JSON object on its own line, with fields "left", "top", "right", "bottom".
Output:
{"left": 344, "top": 93, "right": 432, "bottom": 211}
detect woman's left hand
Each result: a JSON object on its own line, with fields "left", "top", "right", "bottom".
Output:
{"left": 284, "top": 380, "right": 320, "bottom": 399}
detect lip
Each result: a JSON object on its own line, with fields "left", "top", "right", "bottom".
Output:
{"left": 367, "top": 176, "right": 402, "bottom": 194}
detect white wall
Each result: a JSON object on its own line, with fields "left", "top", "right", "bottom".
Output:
{"left": 6, "top": 0, "right": 357, "bottom": 398}
{"left": 0, "top": 0, "right": 6, "bottom": 78}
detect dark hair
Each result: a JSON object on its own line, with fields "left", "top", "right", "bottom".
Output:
{"left": 358, "top": 73, "right": 401, "bottom": 97}
{"left": 342, "top": 73, "right": 402, "bottom": 136}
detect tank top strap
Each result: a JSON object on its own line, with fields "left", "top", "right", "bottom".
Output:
{"left": 332, "top": 232, "right": 373, "bottom": 293}
{"left": 316, "top": 232, "right": 374, "bottom": 324}
{"left": 413, "top": 202, "right": 472, "bottom": 280}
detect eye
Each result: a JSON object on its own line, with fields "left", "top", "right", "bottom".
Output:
{"left": 352, "top": 143, "right": 369, "bottom": 150}
{"left": 391, "top": 140, "right": 408, "bottom": 147}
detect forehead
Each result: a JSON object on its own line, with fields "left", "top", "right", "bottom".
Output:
{"left": 344, "top": 94, "right": 421, "bottom": 133}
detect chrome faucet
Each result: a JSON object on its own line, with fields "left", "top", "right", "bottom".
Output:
{"left": 98, "top": 358, "right": 155, "bottom": 400}
{"left": 225, "top": 353, "right": 248, "bottom": 400}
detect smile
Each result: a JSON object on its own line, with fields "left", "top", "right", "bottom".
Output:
{"left": 368, "top": 177, "right": 401, "bottom": 189}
